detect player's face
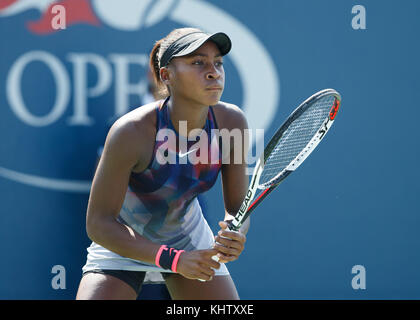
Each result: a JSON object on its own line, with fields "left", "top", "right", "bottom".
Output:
{"left": 168, "top": 41, "right": 225, "bottom": 107}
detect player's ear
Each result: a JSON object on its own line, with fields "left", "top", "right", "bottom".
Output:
{"left": 160, "top": 67, "right": 171, "bottom": 85}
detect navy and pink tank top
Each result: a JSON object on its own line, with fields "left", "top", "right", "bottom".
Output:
{"left": 118, "top": 97, "right": 222, "bottom": 247}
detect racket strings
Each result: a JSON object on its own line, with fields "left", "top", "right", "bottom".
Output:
{"left": 259, "top": 95, "right": 335, "bottom": 186}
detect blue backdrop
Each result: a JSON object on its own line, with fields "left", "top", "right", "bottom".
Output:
{"left": 0, "top": 0, "right": 419, "bottom": 299}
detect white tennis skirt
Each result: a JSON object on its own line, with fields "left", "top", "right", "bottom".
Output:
{"left": 82, "top": 197, "right": 229, "bottom": 277}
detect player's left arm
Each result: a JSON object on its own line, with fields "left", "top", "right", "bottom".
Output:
{"left": 214, "top": 103, "right": 249, "bottom": 263}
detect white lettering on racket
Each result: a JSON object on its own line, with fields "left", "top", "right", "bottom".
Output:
{"left": 284, "top": 116, "right": 333, "bottom": 172}
{"left": 318, "top": 118, "right": 330, "bottom": 139}
{"left": 233, "top": 163, "right": 264, "bottom": 228}
{"left": 238, "top": 190, "right": 253, "bottom": 216}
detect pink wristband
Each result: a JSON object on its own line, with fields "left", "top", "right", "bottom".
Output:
{"left": 154, "top": 245, "right": 167, "bottom": 268}
{"left": 171, "top": 250, "right": 185, "bottom": 273}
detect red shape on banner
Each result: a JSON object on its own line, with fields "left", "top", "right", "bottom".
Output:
{"left": 0, "top": 0, "right": 18, "bottom": 11}
{"left": 27, "top": 0, "right": 101, "bottom": 34}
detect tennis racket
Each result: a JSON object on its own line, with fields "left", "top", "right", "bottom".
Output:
{"left": 227, "top": 88, "right": 341, "bottom": 232}
{"left": 199, "top": 88, "right": 342, "bottom": 280}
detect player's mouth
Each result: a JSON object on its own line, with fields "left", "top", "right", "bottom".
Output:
{"left": 205, "top": 86, "right": 223, "bottom": 91}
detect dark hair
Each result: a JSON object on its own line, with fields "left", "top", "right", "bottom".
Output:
{"left": 149, "top": 27, "right": 202, "bottom": 99}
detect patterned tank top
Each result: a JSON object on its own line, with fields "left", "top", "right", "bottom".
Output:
{"left": 118, "top": 97, "right": 222, "bottom": 245}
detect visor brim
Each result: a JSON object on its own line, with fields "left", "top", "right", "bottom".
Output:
{"left": 172, "top": 32, "right": 232, "bottom": 59}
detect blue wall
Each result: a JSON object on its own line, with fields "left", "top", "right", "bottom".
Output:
{"left": 0, "top": 0, "right": 419, "bottom": 299}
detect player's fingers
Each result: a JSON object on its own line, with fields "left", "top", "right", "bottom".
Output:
{"left": 198, "top": 263, "right": 215, "bottom": 278}
{"left": 207, "top": 257, "right": 221, "bottom": 269}
{"left": 214, "top": 235, "right": 244, "bottom": 251}
{"left": 200, "top": 252, "right": 221, "bottom": 269}
{"left": 216, "top": 252, "right": 236, "bottom": 263}
{"left": 197, "top": 272, "right": 214, "bottom": 282}
{"left": 218, "top": 229, "right": 246, "bottom": 243}
{"left": 213, "top": 242, "right": 241, "bottom": 257}
{"left": 218, "top": 220, "right": 229, "bottom": 230}
{"left": 201, "top": 248, "right": 220, "bottom": 258}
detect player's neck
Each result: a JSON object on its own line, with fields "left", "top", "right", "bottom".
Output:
{"left": 167, "top": 95, "right": 209, "bottom": 137}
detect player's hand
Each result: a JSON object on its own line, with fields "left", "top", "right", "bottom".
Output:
{"left": 213, "top": 221, "right": 246, "bottom": 263}
{"left": 176, "top": 249, "right": 221, "bottom": 281}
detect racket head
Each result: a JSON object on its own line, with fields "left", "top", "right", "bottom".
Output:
{"left": 258, "top": 88, "right": 341, "bottom": 189}
{"left": 230, "top": 88, "right": 341, "bottom": 231}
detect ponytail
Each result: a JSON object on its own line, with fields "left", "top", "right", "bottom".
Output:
{"left": 149, "top": 39, "right": 168, "bottom": 99}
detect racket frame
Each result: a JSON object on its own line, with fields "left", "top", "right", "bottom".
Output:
{"left": 229, "top": 89, "right": 341, "bottom": 231}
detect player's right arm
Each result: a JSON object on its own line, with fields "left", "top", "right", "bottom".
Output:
{"left": 85, "top": 108, "right": 219, "bottom": 280}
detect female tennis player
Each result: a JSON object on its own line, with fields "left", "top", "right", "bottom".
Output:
{"left": 76, "top": 27, "right": 250, "bottom": 300}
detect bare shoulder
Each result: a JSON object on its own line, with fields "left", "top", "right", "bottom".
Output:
{"left": 111, "top": 102, "right": 156, "bottom": 134}
{"left": 106, "top": 103, "right": 155, "bottom": 146}
{"left": 104, "top": 101, "right": 158, "bottom": 172}
{"left": 211, "top": 101, "right": 248, "bottom": 131}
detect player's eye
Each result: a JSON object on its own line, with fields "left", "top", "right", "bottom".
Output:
{"left": 192, "top": 60, "right": 204, "bottom": 65}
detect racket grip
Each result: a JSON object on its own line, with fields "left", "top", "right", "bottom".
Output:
{"left": 198, "top": 255, "right": 219, "bottom": 282}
